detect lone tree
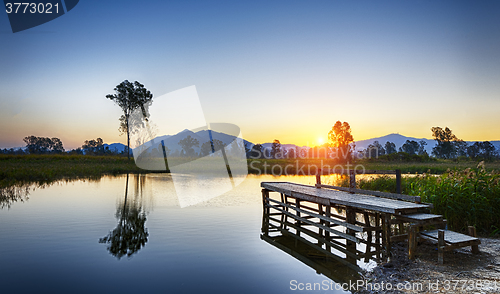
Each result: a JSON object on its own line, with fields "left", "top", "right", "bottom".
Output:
{"left": 328, "top": 121, "right": 354, "bottom": 162}
{"left": 106, "top": 80, "right": 153, "bottom": 159}
{"left": 271, "top": 139, "right": 282, "bottom": 159}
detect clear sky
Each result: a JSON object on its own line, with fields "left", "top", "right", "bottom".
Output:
{"left": 1, "top": 0, "right": 499, "bottom": 150}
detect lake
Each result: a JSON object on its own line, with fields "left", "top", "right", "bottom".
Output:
{"left": 0, "top": 174, "right": 376, "bottom": 294}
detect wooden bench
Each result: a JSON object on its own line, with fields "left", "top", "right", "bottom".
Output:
{"left": 414, "top": 227, "right": 481, "bottom": 264}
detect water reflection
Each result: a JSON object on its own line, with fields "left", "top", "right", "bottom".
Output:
{"left": 261, "top": 209, "right": 361, "bottom": 285}
{"left": 0, "top": 184, "right": 31, "bottom": 209}
{"left": 99, "top": 174, "right": 150, "bottom": 259}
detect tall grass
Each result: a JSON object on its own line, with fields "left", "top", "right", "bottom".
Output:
{"left": 339, "top": 162, "right": 500, "bottom": 235}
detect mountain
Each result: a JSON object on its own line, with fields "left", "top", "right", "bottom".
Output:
{"left": 103, "top": 143, "right": 128, "bottom": 153}
{"left": 354, "top": 133, "right": 436, "bottom": 154}
{"left": 133, "top": 129, "right": 253, "bottom": 156}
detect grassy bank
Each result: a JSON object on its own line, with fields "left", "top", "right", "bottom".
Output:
{"left": 335, "top": 163, "right": 500, "bottom": 235}
{"left": 0, "top": 154, "right": 145, "bottom": 187}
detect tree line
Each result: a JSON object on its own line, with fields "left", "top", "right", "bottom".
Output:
{"left": 0, "top": 136, "right": 127, "bottom": 156}
{"left": 247, "top": 124, "right": 500, "bottom": 162}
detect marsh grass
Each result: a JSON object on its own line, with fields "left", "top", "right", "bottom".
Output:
{"left": 0, "top": 154, "right": 144, "bottom": 187}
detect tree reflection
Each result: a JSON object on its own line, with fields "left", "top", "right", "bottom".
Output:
{"left": 99, "top": 174, "right": 149, "bottom": 259}
{"left": 0, "top": 184, "right": 31, "bottom": 209}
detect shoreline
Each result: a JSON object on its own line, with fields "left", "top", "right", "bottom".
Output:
{"left": 359, "top": 237, "right": 500, "bottom": 293}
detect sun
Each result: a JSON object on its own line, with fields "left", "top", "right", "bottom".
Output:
{"left": 317, "top": 137, "right": 324, "bottom": 145}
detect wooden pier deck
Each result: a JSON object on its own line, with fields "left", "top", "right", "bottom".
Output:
{"left": 261, "top": 178, "right": 480, "bottom": 265}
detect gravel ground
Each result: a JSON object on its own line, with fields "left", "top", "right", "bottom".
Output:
{"left": 358, "top": 237, "right": 500, "bottom": 294}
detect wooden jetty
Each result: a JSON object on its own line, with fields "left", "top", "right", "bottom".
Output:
{"left": 261, "top": 170, "right": 481, "bottom": 264}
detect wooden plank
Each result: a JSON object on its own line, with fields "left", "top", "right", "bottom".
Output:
{"left": 265, "top": 203, "right": 361, "bottom": 243}
{"left": 397, "top": 213, "right": 442, "bottom": 221}
{"left": 267, "top": 197, "right": 364, "bottom": 232}
{"left": 421, "top": 230, "right": 480, "bottom": 245}
{"left": 395, "top": 213, "right": 444, "bottom": 226}
{"left": 319, "top": 184, "right": 421, "bottom": 203}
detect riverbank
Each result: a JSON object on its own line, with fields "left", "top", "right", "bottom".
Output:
{"left": 0, "top": 154, "right": 145, "bottom": 187}
{"left": 359, "top": 237, "right": 500, "bottom": 294}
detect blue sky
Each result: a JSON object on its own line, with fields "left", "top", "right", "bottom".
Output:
{"left": 1, "top": 0, "right": 499, "bottom": 149}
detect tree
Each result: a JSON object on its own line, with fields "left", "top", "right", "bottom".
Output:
{"left": 200, "top": 139, "right": 224, "bottom": 157}
{"left": 23, "top": 136, "right": 65, "bottom": 154}
{"left": 384, "top": 141, "right": 397, "bottom": 155}
{"left": 328, "top": 121, "right": 354, "bottom": 162}
{"left": 431, "top": 127, "right": 459, "bottom": 159}
{"left": 271, "top": 139, "right": 282, "bottom": 159}
{"left": 399, "top": 140, "right": 419, "bottom": 155}
{"left": 366, "top": 140, "right": 385, "bottom": 158}
{"left": 82, "top": 138, "right": 105, "bottom": 155}
{"left": 454, "top": 140, "right": 468, "bottom": 158}
{"left": 417, "top": 140, "right": 428, "bottom": 156}
{"left": 178, "top": 135, "right": 199, "bottom": 157}
{"left": 248, "top": 144, "right": 263, "bottom": 159}
{"left": 468, "top": 141, "right": 498, "bottom": 160}
{"left": 106, "top": 80, "right": 153, "bottom": 159}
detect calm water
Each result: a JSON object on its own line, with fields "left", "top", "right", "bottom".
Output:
{"left": 0, "top": 174, "right": 374, "bottom": 294}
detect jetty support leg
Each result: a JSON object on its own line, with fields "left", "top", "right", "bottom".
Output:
{"left": 468, "top": 226, "right": 479, "bottom": 254}
{"left": 408, "top": 225, "right": 417, "bottom": 260}
{"left": 438, "top": 229, "right": 445, "bottom": 265}
{"left": 382, "top": 214, "right": 392, "bottom": 260}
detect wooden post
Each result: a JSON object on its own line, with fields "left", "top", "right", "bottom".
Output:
{"left": 346, "top": 207, "right": 357, "bottom": 264}
{"left": 316, "top": 168, "right": 321, "bottom": 188}
{"left": 375, "top": 213, "right": 381, "bottom": 259}
{"left": 349, "top": 169, "right": 356, "bottom": 193}
{"left": 296, "top": 199, "right": 301, "bottom": 236}
{"left": 363, "top": 212, "right": 372, "bottom": 262}
{"left": 262, "top": 189, "right": 268, "bottom": 214}
{"left": 408, "top": 225, "right": 417, "bottom": 260}
{"left": 318, "top": 204, "right": 324, "bottom": 247}
{"left": 468, "top": 226, "right": 479, "bottom": 254}
{"left": 395, "top": 169, "right": 402, "bottom": 194}
{"left": 325, "top": 206, "right": 331, "bottom": 251}
{"left": 438, "top": 229, "right": 445, "bottom": 264}
{"left": 382, "top": 214, "right": 392, "bottom": 260}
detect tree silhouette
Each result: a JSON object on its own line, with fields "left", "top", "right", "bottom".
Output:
{"left": 178, "top": 135, "right": 200, "bottom": 157}
{"left": 106, "top": 80, "right": 153, "bottom": 159}
{"left": 99, "top": 174, "right": 149, "bottom": 259}
{"left": 23, "top": 136, "right": 64, "bottom": 154}
{"left": 200, "top": 139, "right": 224, "bottom": 157}
{"left": 399, "top": 140, "right": 419, "bottom": 155}
{"left": 328, "top": 121, "right": 354, "bottom": 162}
{"left": 271, "top": 139, "right": 282, "bottom": 159}
{"left": 384, "top": 141, "right": 397, "bottom": 155}
{"left": 431, "top": 127, "right": 460, "bottom": 159}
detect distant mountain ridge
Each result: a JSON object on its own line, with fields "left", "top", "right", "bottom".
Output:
{"left": 99, "top": 133, "right": 500, "bottom": 156}
{"left": 257, "top": 133, "right": 500, "bottom": 155}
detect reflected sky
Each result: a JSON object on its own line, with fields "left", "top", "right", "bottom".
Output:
{"left": 0, "top": 174, "right": 354, "bottom": 293}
